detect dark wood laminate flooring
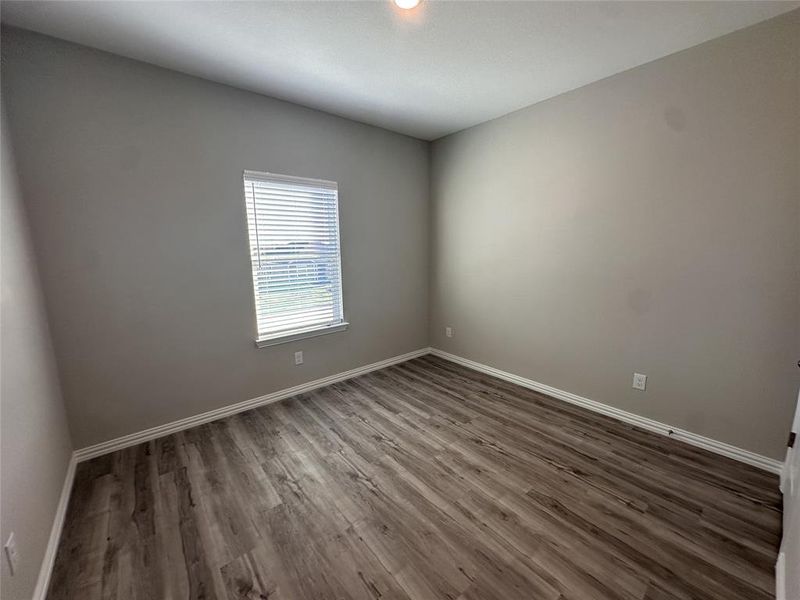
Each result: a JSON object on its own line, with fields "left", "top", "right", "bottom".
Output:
{"left": 47, "top": 355, "right": 782, "bottom": 600}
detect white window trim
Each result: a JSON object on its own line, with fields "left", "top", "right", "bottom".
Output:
{"left": 242, "top": 170, "right": 348, "bottom": 348}
{"left": 254, "top": 321, "right": 350, "bottom": 348}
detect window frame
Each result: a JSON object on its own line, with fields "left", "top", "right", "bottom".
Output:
{"left": 242, "top": 170, "right": 348, "bottom": 348}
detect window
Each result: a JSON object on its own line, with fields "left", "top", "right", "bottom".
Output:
{"left": 243, "top": 170, "right": 347, "bottom": 347}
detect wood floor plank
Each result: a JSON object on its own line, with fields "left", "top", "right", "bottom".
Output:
{"left": 47, "top": 355, "right": 782, "bottom": 600}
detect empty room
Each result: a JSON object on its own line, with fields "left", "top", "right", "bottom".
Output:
{"left": 1, "top": 1, "right": 799, "bottom": 599}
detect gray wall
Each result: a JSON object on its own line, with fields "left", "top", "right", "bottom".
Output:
{"left": 1, "top": 103, "right": 73, "bottom": 599}
{"left": 430, "top": 12, "right": 800, "bottom": 460}
{"left": 1, "top": 27, "right": 430, "bottom": 449}
{"left": 3, "top": 13, "right": 798, "bottom": 462}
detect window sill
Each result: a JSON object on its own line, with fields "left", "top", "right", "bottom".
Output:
{"left": 255, "top": 322, "right": 349, "bottom": 348}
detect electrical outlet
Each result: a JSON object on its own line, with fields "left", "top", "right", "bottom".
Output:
{"left": 445, "top": 327, "right": 453, "bottom": 338}
{"left": 294, "top": 351, "right": 304, "bottom": 365}
{"left": 5, "top": 532, "right": 18, "bottom": 576}
{"left": 632, "top": 373, "right": 647, "bottom": 391}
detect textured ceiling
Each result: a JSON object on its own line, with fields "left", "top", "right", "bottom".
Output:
{"left": 2, "top": 1, "right": 797, "bottom": 139}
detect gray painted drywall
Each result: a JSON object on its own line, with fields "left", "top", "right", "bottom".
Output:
{"left": 1, "top": 103, "right": 73, "bottom": 599}
{"left": 430, "top": 11, "right": 800, "bottom": 460}
{"left": 2, "top": 12, "right": 797, "bottom": 464}
{"left": 1, "top": 27, "right": 430, "bottom": 449}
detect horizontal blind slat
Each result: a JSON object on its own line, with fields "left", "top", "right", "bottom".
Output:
{"left": 258, "top": 310, "right": 336, "bottom": 324}
{"left": 245, "top": 192, "right": 338, "bottom": 205}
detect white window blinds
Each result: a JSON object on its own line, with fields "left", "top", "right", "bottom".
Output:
{"left": 243, "top": 170, "right": 345, "bottom": 342}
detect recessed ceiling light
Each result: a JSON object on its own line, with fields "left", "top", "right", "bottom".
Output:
{"left": 394, "top": 0, "right": 420, "bottom": 9}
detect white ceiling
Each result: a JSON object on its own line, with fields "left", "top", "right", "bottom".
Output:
{"left": 2, "top": 1, "right": 797, "bottom": 140}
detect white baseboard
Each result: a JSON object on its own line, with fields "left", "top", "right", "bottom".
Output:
{"left": 430, "top": 348, "right": 783, "bottom": 474}
{"left": 74, "top": 347, "right": 430, "bottom": 462}
{"left": 776, "top": 551, "right": 786, "bottom": 600}
{"left": 37, "top": 344, "right": 781, "bottom": 599}
{"left": 32, "top": 454, "right": 77, "bottom": 600}
{"left": 73, "top": 344, "right": 783, "bottom": 474}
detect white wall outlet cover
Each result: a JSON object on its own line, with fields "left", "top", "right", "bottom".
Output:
{"left": 445, "top": 327, "right": 453, "bottom": 338}
{"left": 632, "top": 373, "right": 647, "bottom": 391}
{"left": 4, "top": 532, "right": 18, "bottom": 576}
{"left": 294, "top": 351, "right": 304, "bottom": 365}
